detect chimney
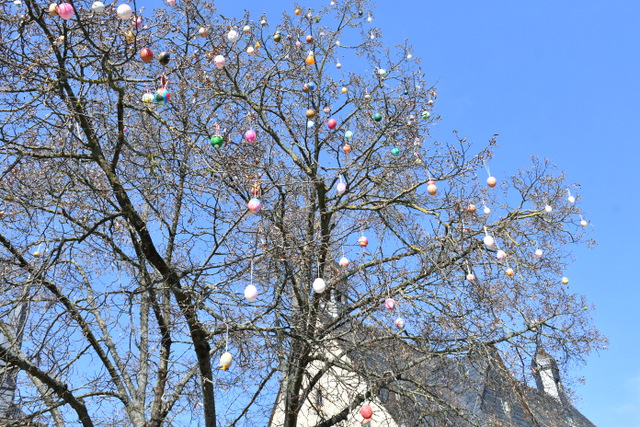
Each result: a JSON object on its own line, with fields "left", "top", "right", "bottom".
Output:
{"left": 531, "top": 348, "right": 567, "bottom": 404}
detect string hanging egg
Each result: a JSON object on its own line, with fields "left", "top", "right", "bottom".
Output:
{"left": 227, "top": 29, "right": 239, "bottom": 42}
{"left": 394, "top": 318, "right": 405, "bottom": 328}
{"left": 91, "top": 1, "right": 105, "bottom": 13}
{"left": 242, "top": 25, "right": 251, "bottom": 34}
{"left": 327, "top": 119, "right": 337, "bottom": 130}
{"left": 344, "top": 130, "right": 353, "bottom": 141}
{"left": 247, "top": 198, "right": 262, "bottom": 213}
{"left": 305, "top": 109, "right": 315, "bottom": 119}
{"left": 142, "top": 93, "right": 154, "bottom": 104}
{"left": 218, "top": 352, "right": 233, "bottom": 371}
{"left": 427, "top": 180, "right": 437, "bottom": 196}
{"left": 313, "top": 278, "right": 326, "bottom": 293}
{"left": 198, "top": 27, "right": 209, "bottom": 37}
{"left": 562, "top": 277, "right": 569, "bottom": 285}
{"left": 421, "top": 110, "right": 431, "bottom": 120}
{"left": 116, "top": 3, "right": 132, "bottom": 20}
{"left": 466, "top": 273, "right": 475, "bottom": 282}
{"left": 534, "top": 249, "right": 543, "bottom": 258}
{"left": 57, "top": 2, "right": 74, "bottom": 20}
{"left": 360, "top": 405, "right": 373, "bottom": 420}
{"left": 357, "top": 236, "right": 368, "bottom": 248}
{"left": 244, "top": 129, "right": 256, "bottom": 143}
{"left": 385, "top": 298, "right": 396, "bottom": 310}
{"left": 158, "top": 51, "right": 170, "bottom": 66}
{"left": 246, "top": 46, "right": 255, "bottom": 56}
{"left": 483, "top": 205, "right": 491, "bottom": 215}
{"left": 496, "top": 250, "right": 506, "bottom": 261}
{"left": 155, "top": 89, "right": 170, "bottom": 104}
{"left": 373, "top": 113, "right": 383, "bottom": 122}
{"left": 305, "top": 51, "right": 315, "bottom": 65}
{"left": 209, "top": 134, "right": 224, "bottom": 148}
{"left": 339, "top": 256, "right": 349, "bottom": 267}
{"left": 483, "top": 231, "right": 495, "bottom": 248}
{"left": 391, "top": 147, "right": 400, "bottom": 157}
{"left": 545, "top": 205, "right": 553, "bottom": 213}
{"left": 343, "top": 144, "right": 351, "bottom": 154}
{"left": 506, "top": 268, "right": 514, "bottom": 277}
{"left": 140, "top": 48, "right": 153, "bottom": 62}
{"left": 487, "top": 176, "right": 497, "bottom": 188}
{"left": 336, "top": 181, "right": 346, "bottom": 194}
{"left": 377, "top": 68, "right": 388, "bottom": 77}
{"left": 244, "top": 284, "right": 258, "bottom": 302}
{"left": 467, "top": 204, "right": 477, "bottom": 213}
{"left": 214, "top": 55, "right": 226, "bottom": 69}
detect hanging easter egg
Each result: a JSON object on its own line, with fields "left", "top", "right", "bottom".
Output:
{"left": 336, "top": 62, "right": 342, "bottom": 69}
{"left": 323, "top": 106, "right": 331, "bottom": 114}
{"left": 344, "top": 130, "right": 353, "bottom": 140}
{"left": 395, "top": 318, "right": 405, "bottom": 328}
{"left": 125, "top": 30, "right": 135, "bottom": 44}
{"left": 506, "top": 268, "right": 514, "bottom": 277}
{"left": 91, "top": 1, "right": 105, "bottom": 13}
{"left": 305, "top": 52, "right": 315, "bottom": 65}
{"left": 57, "top": 2, "right": 74, "bottom": 20}
{"left": 467, "top": 204, "right": 476, "bottom": 213}
{"left": 307, "top": 120, "right": 315, "bottom": 129}
{"left": 140, "top": 48, "right": 153, "bottom": 62}
{"left": 273, "top": 31, "right": 282, "bottom": 42}
{"left": 227, "top": 29, "right": 239, "bottom": 42}
{"left": 404, "top": 89, "right": 409, "bottom": 95}
{"left": 48, "top": 3, "right": 58, "bottom": 16}
{"left": 116, "top": 4, "right": 132, "bottom": 20}
{"left": 561, "top": 277, "right": 569, "bottom": 285}
{"left": 296, "top": 41, "right": 302, "bottom": 47}
{"left": 544, "top": 205, "right": 553, "bottom": 212}
{"left": 357, "top": 236, "right": 368, "bottom": 248}
{"left": 246, "top": 46, "right": 255, "bottom": 56}
{"left": 580, "top": 219, "right": 587, "bottom": 227}
{"left": 210, "top": 135, "right": 224, "bottom": 148}
{"left": 244, "top": 284, "right": 258, "bottom": 302}
{"left": 136, "top": 15, "right": 142, "bottom": 29}
{"left": 214, "top": 55, "right": 226, "bottom": 69}
{"left": 306, "top": 35, "right": 314, "bottom": 43}
{"left": 483, "top": 206, "right": 491, "bottom": 215}
{"left": 343, "top": 144, "right": 352, "bottom": 154}
{"left": 305, "top": 109, "right": 315, "bottom": 119}
{"left": 244, "top": 129, "right": 257, "bottom": 143}
{"left": 385, "top": 298, "right": 396, "bottom": 310}
{"left": 158, "top": 51, "right": 170, "bottom": 66}
{"left": 327, "top": 119, "right": 337, "bottom": 130}
{"left": 483, "top": 235, "right": 495, "bottom": 248}
{"left": 155, "top": 89, "right": 170, "bottom": 104}
{"left": 294, "top": 8, "right": 301, "bottom": 15}
{"left": 390, "top": 147, "right": 400, "bottom": 157}
{"left": 307, "top": 82, "right": 316, "bottom": 91}
{"left": 142, "top": 93, "right": 155, "bottom": 104}
{"left": 336, "top": 182, "right": 346, "bottom": 194}
{"left": 421, "top": 110, "right": 431, "bottom": 120}
{"left": 341, "top": 87, "right": 348, "bottom": 94}
{"left": 360, "top": 405, "right": 373, "bottom": 419}
{"left": 247, "top": 198, "right": 262, "bottom": 213}
{"left": 534, "top": 249, "right": 543, "bottom": 258}
{"left": 496, "top": 250, "right": 506, "bottom": 261}
{"left": 302, "top": 83, "right": 311, "bottom": 93}
{"left": 339, "top": 256, "right": 349, "bottom": 267}
{"left": 427, "top": 180, "right": 437, "bottom": 196}
{"left": 166, "top": 0, "right": 176, "bottom": 5}
{"left": 242, "top": 24, "right": 251, "bottom": 34}
{"left": 466, "top": 273, "right": 475, "bottom": 282}
{"left": 198, "top": 27, "right": 209, "bottom": 37}
{"left": 567, "top": 195, "right": 575, "bottom": 203}
{"left": 373, "top": 113, "right": 383, "bottom": 122}
{"left": 218, "top": 352, "right": 233, "bottom": 371}
{"left": 261, "top": 18, "right": 268, "bottom": 26}
{"left": 487, "top": 176, "right": 497, "bottom": 188}
{"left": 313, "top": 278, "right": 326, "bottom": 293}
{"left": 377, "top": 68, "right": 388, "bottom": 77}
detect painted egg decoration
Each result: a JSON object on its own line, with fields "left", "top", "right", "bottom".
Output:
{"left": 344, "top": 130, "right": 353, "bottom": 140}
{"left": 214, "top": 55, "right": 226, "bottom": 69}
{"left": 125, "top": 31, "right": 135, "bottom": 44}
{"left": 273, "top": 32, "right": 282, "bottom": 42}
{"left": 244, "top": 284, "right": 258, "bottom": 302}
{"left": 242, "top": 25, "right": 251, "bottom": 34}
{"left": 158, "top": 51, "right": 170, "bottom": 65}
{"left": 377, "top": 68, "right": 388, "bottom": 77}
{"left": 395, "top": 318, "right": 405, "bottom": 328}
{"left": 385, "top": 298, "right": 396, "bottom": 310}
{"left": 336, "top": 62, "right": 342, "bottom": 69}
{"left": 198, "top": 26, "right": 209, "bottom": 37}
{"left": 246, "top": 46, "right": 255, "bottom": 55}
{"left": 305, "top": 52, "right": 315, "bottom": 65}
{"left": 244, "top": 129, "right": 256, "bottom": 143}
{"left": 487, "top": 176, "right": 497, "bottom": 188}
{"left": 166, "top": 0, "right": 176, "bottom": 5}
{"left": 227, "top": 29, "right": 239, "bottom": 42}
{"left": 506, "top": 268, "right": 514, "bottom": 277}
{"left": 142, "top": 93, "right": 155, "bottom": 104}
{"left": 357, "top": 236, "right": 368, "bottom": 248}
{"left": 339, "top": 256, "right": 349, "bottom": 267}
{"left": 308, "top": 82, "right": 316, "bottom": 91}
{"left": 155, "top": 89, "right": 170, "bottom": 104}
{"left": 373, "top": 113, "right": 383, "bottom": 122}
{"left": 467, "top": 204, "right": 477, "bottom": 213}
{"left": 218, "top": 352, "right": 233, "bottom": 371}
{"left": 341, "top": 87, "right": 348, "bottom": 94}
{"left": 567, "top": 195, "right": 575, "bottom": 203}
{"left": 421, "top": 110, "right": 431, "bottom": 120}
{"left": 534, "top": 249, "right": 543, "bottom": 258}
{"left": 483, "top": 206, "right": 491, "bottom": 215}
{"left": 302, "top": 83, "right": 311, "bottom": 93}
{"left": 305, "top": 35, "right": 313, "bottom": 43}
{"left": 57, "top": 2, "right": 74, "bottom": 20}
{"left": 343, "top": 144, "right": 351, "bottom": 154}
{"left": 336, "top": 182, "right": 346, "bottom": 194}
{"left": 294, "top": 8, "right": 301, "bottom": 15}
{"left": 466, "top": 273, "right": 475, "bottom": 282}
{"left": 209, "top": 135, "right": 224, "bottom": 148}
{"left": 327, "top": 119, "right": 337, "bottom": 130}
{"left": 305, "top": 109, "right": 315, "bottom": 119}
{"left": 427, "top": 180, "right": 437, "bottom": 196}
{"left": 313, "top": 278, "right": 326, "bottom": 293}
{"left": 307, "top": 120, "right": 315, "bottom": 129}
{"left": 247, "top": 198, "right": 262, "bottom": 213}
{"left": 562, "top": 277, "right": 569, "bottom": 285}
{"left": 116, "top": 4, "right": 132, "bottom": 20}
{"left": 48, "top": 3, "right": 58, "bottom": 16}
{"left": 580, "top": 219, "right": 587, "bottom": 227}
{"left": 483, "top": 235, "right": 495, "bottom": 247}
{"left": 323, "top": 107, "right": 331, "bottom": 114}
{"left": 544, "top": 205, "right": 553, "bottom": 212}
{"left": 391, "top": 147, "right": 400, "bottom": 157}
{"left": 360, "top": 405, "right": 373, "bottom": 420}
{"left": 136, "top": 15, "right": 142, "bottom": 29}
{"left": 496, "top": 250, "right": 506, "bottom": 261}
{"left": 140, "top": 48, "right": 153, "bottom": 62}
{"left": 91, "top": 1, "right": 105, "bottom": 13}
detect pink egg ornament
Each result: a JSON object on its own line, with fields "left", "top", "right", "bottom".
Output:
{"left": 534, "top": 249, "right": 543, "bottom": 258}
{"left": 327, "top": 118, "right": 337, "bottom": 130}
{"left": 336, "top": 181, "right": 346, "bottom": 194}
{"left": 395, "top": 318, "right": 405, "bottom": 328}
{"left": 483, "top": 235, "right": 495, "bottom": 248}
{"left": 427, "top": 180, "right": 437, "bottom": 196}
{"left": 244, "top": 129, "right": 256, "bottom": 143}
{"left": 247, "top": 198, "right": 262, "bottom": 213}
{"left": 214, "top": 54, "right": 226, "bottom": 69}
{"left": 496, "top": 250, "right": 506, "bottom": 261}
{"left": 360, "top": 405, "right": 373, "bottom": 419}
{"left": 57, "top": 2, "right": 74, "bottom": 20}
{"left": 385, "top": 298, "right": 396, "bottom": 310}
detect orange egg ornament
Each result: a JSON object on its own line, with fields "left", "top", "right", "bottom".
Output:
{"left": 140, "top": 48, "right": 153, "bottom": 63}
{"left": 427, "top": 180, "right": 437, "bottom": 196}
{"left": 343, "top": 144, "right": 351, "bottom": 154}
{"left": 305, "top": 52, "right": 315, "bottom": 65}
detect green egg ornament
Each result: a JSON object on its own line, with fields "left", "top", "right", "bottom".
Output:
{"left": 421, "top": 110, "right": 431, "bottom": 120}
{"left": 210, "top": 135, "right": 224, "bottom": 148}
{"left": 373, "top": 113, "right": 382, "bottom": 122}
{"left": 391, "top": 147, "right": 400, "bottom": 156}
{"left": 273, "top": 31, "right": 282, "bottom": 42}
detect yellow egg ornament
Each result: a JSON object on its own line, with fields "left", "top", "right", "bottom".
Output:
{"left": 561, "top": 277, "right": 569, "bottom": 285}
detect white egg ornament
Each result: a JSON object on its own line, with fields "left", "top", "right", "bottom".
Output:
{"left": 496, "top": 250, "right": 506, "bottom": 261}
{"left": 336, "top": 181, "right": 346, "bottom": 194}
{"left": 214, "top": 55, "right": 226, "bottom": 69}
{"left": 247, "top": 198, "right": 262, "bottom": 213}
{"left": 91, "top": 1, "right": 105, "bottom": 13}
{"left": 377, "top": 68, "right": 388, "bottom": 77}
{"left": 313, "top": 278, "right": 326, "bottom": 294}
{"left": 339, "top": 256, "right": 349, "bottom": 267}
{"left": 218, "top": 352, "right": 233, "bottom": 371}
{"left": 534, "top": 249, "right": 543, "bottom": 258}
{"left": 385, "top": 298, "right": 396, "bottom": 310}
{"left": 567, "top": 195, "right": 575, "bottom": 203}
{"left": 483, "top": 235, "right": 495, "bottom": 248}
{"left": 116, "top": 4, "right": 132, "bottom": 20}
{"left": 427, "top": 180, "right": 437, "bottom": 196}
{"left": 227, "top": 29, "right": 239, "bottom": 43}
{"left": 244, "top": 284, "right": 258, "bottom": 302}
{"left": 545, "top": 205, "right": 553, "bottom": 213}
{"left": 487, "top": 176, "right": 497, "bottom": 188}
{"left": 466, "top": 273, "right": 475, "bottom": 282}
{"left": 483, "top": 205, "right": 491, "bottom": 215}
{"left": 394, "top": 318, "right": 405, "bottom": 328}
{"left": 581, "top": 219, "right": 588, "bottom": 227}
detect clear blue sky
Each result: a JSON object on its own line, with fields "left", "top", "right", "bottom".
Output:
{"left": 207, "top": 1, "right": 638, "bottom": 425}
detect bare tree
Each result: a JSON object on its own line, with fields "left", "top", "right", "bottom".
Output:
{"left": 0, "top": 0, "right": 604, "bottom": 425}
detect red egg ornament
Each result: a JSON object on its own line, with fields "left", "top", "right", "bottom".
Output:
{"left": 360, "top": 405, "right": 373, "bottom": 419}
{"left": 327, "top": 118, "right": 337, "bottom": 130}
{"left": 140, "top": 48, "right": 153, "bottom": 63}
{"left": 357, "top": 236, "right": 368, "bottom": 248}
